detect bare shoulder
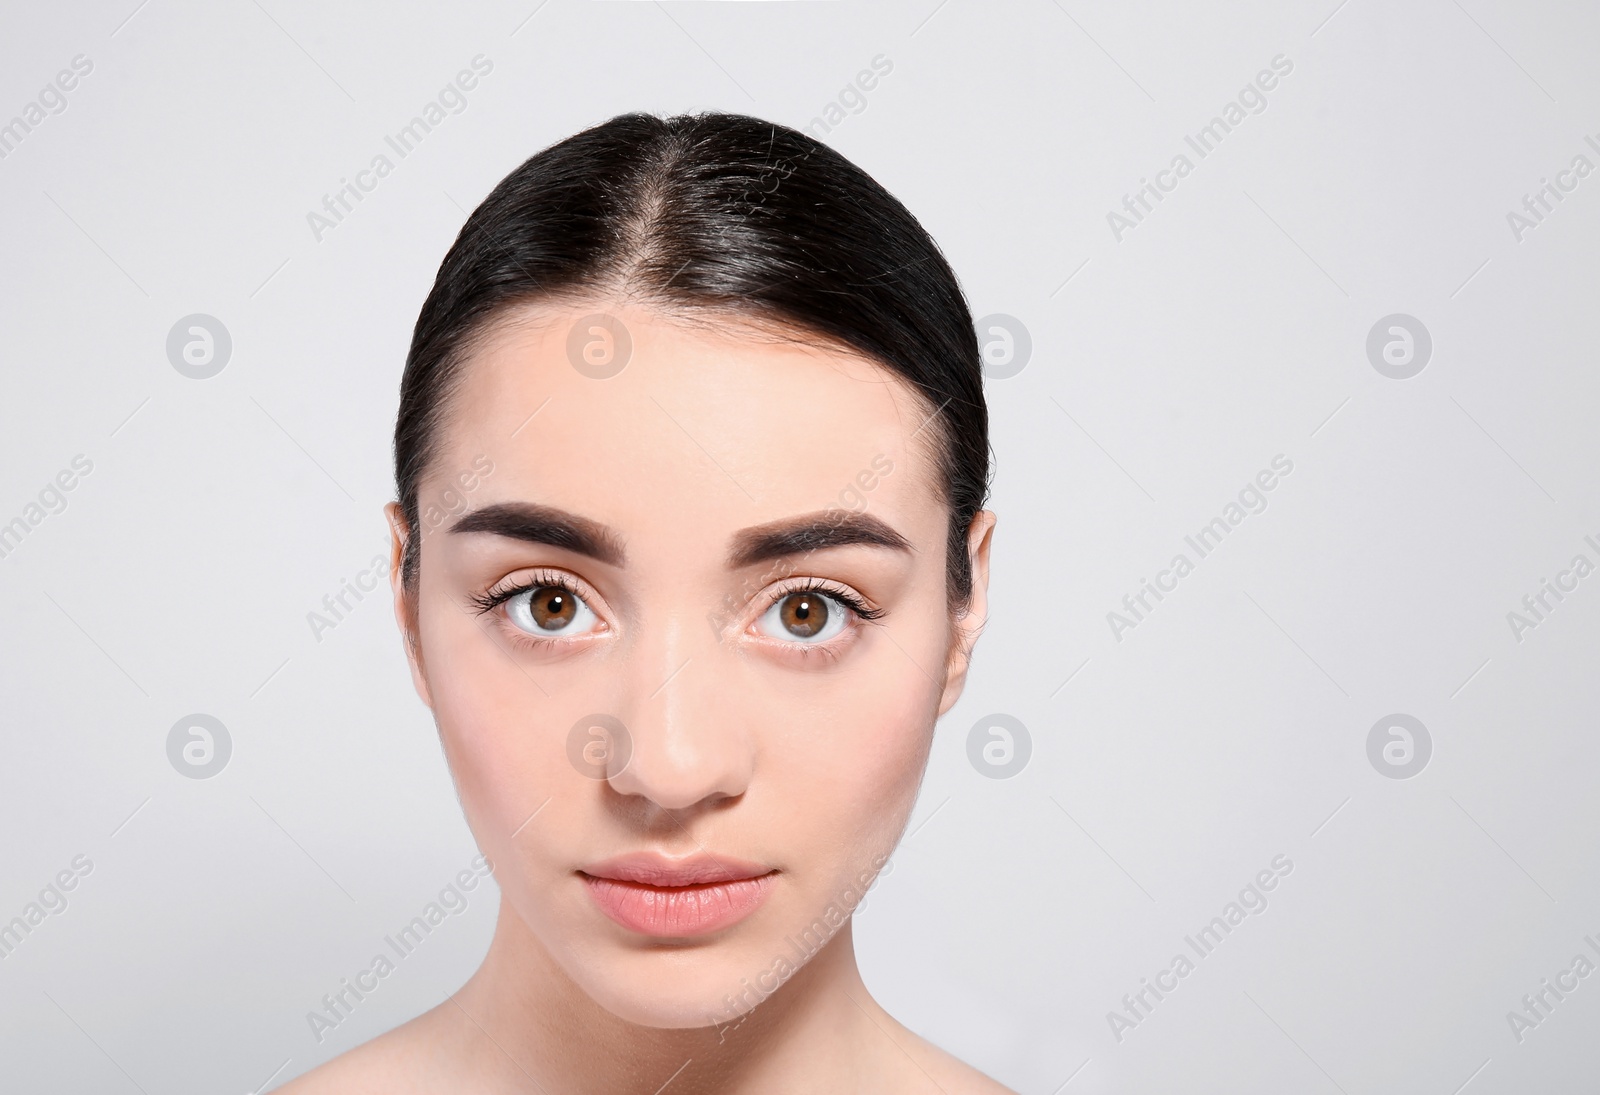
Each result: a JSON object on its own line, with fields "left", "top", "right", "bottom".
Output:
{"left": 916, "top": 1044, "right": 1017, "bottom": 1094}
{"left": 884, "top": 1022, "right": 1018, "bottom": 1094}
{"left": 272, "top": 1003, "right": 482, "bottom": 1095}
{"left": 272, "top": 1023, "right": 430, "bottom": 1095}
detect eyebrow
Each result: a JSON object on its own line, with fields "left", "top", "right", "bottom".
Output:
{"left": 727, "top": 511, "right": 912, "bottom": 569}
{"left": 449, "top": 503, "right": 627, "bottom": 567}
{"left": 449, "top": 503, "right": 912, "bottom": 570}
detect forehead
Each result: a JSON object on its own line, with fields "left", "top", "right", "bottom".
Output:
{"left": 425, "top": 301, "right": 943, "bottom": 539}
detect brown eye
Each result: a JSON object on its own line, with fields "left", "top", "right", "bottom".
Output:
{"left": 778, "top": 592, "right": 829, "bottom": 638}
{"left": 755, "top": 587, "right": 857, "bottom": 645}
{"left": 504, "top": 582, "right": 600, "bottom": 639}
{"left": 529, "top": 587, "right": 575, "bottom": 630}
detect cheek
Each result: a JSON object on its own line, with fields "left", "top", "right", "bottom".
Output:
{"left": 766, "top": 642, "right": 943, "bottom": 847}
{"left": 844, "top": 665, "right": 936, "bottom": 782}
{"left": 417, "top": 599, "right": 556, "bottom": 836}
{"left": 846, "top": 615, "right": 954, "bottom": 822}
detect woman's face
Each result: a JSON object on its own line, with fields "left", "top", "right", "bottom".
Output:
{"left": 388, "top": 300, "right": 991, "bottom": 1028}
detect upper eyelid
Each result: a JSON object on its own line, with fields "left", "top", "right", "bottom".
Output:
{"left": 763, "top": 578, "right": 840, "bottom": 604}
{"left": 475, "top": 567, "right": 601, "bottom": 614}
{"left": 755, "top": 577, "right": 880, "bottom": 621}
{"left": 491, "top": 566, "right": 590, "bottom": 594}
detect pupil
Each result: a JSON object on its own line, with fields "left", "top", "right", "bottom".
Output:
{"left": 781, "top": 593, "right": 827, "bottom": 638}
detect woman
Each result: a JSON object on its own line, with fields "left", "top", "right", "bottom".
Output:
{"left": 282, "top": 111, "right": 1008, "bottom": 1094}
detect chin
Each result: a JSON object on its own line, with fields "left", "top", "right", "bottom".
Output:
{"left": 554, "top": 938, "right": 783, "bottom": 1029}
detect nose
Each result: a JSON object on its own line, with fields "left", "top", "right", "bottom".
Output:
{"left": 601, "top": 609, "right": 754, "bottom": 812}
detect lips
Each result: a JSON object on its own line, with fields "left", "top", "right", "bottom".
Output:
{"left": 580, "top": 853, "right": 777, "bottom": 937}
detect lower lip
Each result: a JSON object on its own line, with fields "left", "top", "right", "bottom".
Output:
{"left": 581, "top": 872, "right": 776, "bottom": 937}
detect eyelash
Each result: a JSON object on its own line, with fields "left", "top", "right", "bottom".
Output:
{"left": 763, "top": 577, "right": 884, "bottom": 623}
{"left": 466, "top": 571, "right": 883, "bottom": 651}
{"left": 468, "top": 568, "right": 588, "bottom": 617}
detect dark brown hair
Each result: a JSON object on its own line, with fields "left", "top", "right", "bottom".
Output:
{"left": 395, "top": 111, "right": 989, "bottom": 608}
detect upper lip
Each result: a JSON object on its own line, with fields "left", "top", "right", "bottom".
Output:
{"left": 580, "top": 852, "right": 774, "bottom": 887}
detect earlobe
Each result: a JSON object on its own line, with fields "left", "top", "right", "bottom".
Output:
{"left": 384, "top": 502, "right": 433, "bottom": 709}
{"left": 937, "top": 509, "right": 996, "bottom": 717}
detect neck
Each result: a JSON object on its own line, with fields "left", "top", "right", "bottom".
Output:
{"left": 448, "top": 895, "right": 889, "bottom": 1093}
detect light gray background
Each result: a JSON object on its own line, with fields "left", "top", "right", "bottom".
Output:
{"left": 2, "top": 1, "right": 1597, "bottom": 1092}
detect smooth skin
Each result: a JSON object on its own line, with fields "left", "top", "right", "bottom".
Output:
{"left": 278, "top": 300, "right": 1006, "bottom": 1094}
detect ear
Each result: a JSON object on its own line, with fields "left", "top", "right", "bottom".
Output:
{"left": 385, "top": 502, "right": 433, "bottom": 709}
{"left": 937, "top": 509, "right": 996, "bottom": 717}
